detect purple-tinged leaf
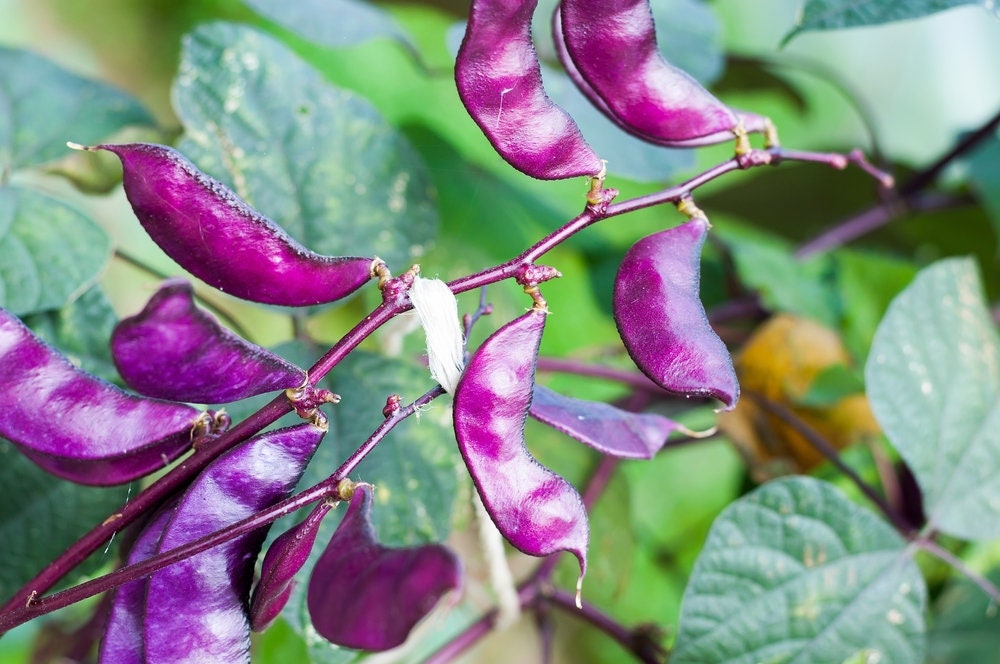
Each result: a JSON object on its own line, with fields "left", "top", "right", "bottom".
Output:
{"left": 455, "top": 0, "right": 603, "bottom": 180}
{"left": 555, "top": 0, "right": 770, "bottom": 148}
{"left": 0, "top": 307, "right": 201, "bottom": 486}
{"left": 91, "top": 143, "right": 374, "bottom": 307}
{"left": 613, "top": 217, "right": 739, "bottom": 409}
{"left": 250, "top": 500, "right": 333, "bottom": 632}
{"left": 307, "top": 484, "right": 461, "bottom": 651}
{"left": 142, "top": 423, "right": 325, "bottom": 663}
{"left": 453, "top": 309, "right": 589, "bottom": 587}
{"left": 530, "top": 384, "right": 682, "bottom": 459}
{"left": 98, "top": 507, "right": 175, "bottom": 664}
{"left": 112, "top": 278, "right": 306, "bottom": 403}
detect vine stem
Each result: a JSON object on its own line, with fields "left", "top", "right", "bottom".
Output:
{"left": 0, "top": 143, "right": 877, "bottom": 626}
{"left": 0, "top": 387, "right": 445, "bottom": 633}
{"left": 916, "top": 537, "right": 1000, "bottom": 605}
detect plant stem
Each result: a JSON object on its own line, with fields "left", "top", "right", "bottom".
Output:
{"left": 535, "top": 357, "right": 662, "bottom": 393}
{"left": 546, "top": 589, "right": 665, "bottom": 664}
{"left": 0, "top": 387, "right": 445, "bottom": 633}
{"left": 916, "top": 537, "right": 1000, "bottom": 605}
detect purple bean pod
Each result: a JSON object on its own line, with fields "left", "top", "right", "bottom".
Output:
{"left": 90, "top": 143, "right": 375, "bottom": 306}
{"left": 98, "top": 507, "right": 175, "bottom": 664}
{"left": 111, "top": 278, "right": 307, "bottom": 403}
{"left": 554, "top": 0, "right": 772, "bottom": 149}
{"left": 455, "top": 0, "right": 604, "bottom": 180}
{"left": 141, "top": 423, "right": 326, "bottom": 663}
{"left": 613, "top": 217, "right": 739, "bottom": 409}
{"left": 249, "top": 500, "right": 333, "bottom": 632}
{"left": 529, "top": 384, "right": 682, "bottom": 459}
{"left": 307, "top": 483, "right": 461, "bottom": 651}
{"left": 453, "top": 308, "right": 589, "bottom": 588}
{"left": 0, "top": 307, "right": 201, "bottom": 486}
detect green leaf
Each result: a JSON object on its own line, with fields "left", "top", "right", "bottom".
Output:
{"left": 0, "top": 185, "right": 110, "bottom": 316}
{"left": 927, "top": 568, "right": 1000, "bottom": 663}
{"left": 673, "top": 476, "right": 926, "bottom": 664}
{"left": 21, "top": 285, "right": 119, "bottom": 383}
{"left": 866, "top": 257, "right": 1000, "bottom": 540}
{"left": 0, "top": 438, "right": 130, "bottom": 599}
{"left": 243, "top": 0, "right": 411, "bottom": 48}
{"left": 0, "top": 46, "right": 155, "bottom": 172}
{"left": 968, "top": 136, "right": 1000, "bottom": 244}
{"left": 174, "top": 22, "right": 437, "bottom": 271}
{"left": 785, "top": 0, "right": 990, "bottom": 42}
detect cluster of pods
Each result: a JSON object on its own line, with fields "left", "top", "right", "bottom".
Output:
{"left": 0, "top": 0, "right": 755, "bottom": 656}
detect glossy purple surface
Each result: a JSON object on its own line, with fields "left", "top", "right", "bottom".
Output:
{"left": 97, "top": 143, "right": 374, "bottom": 306}
{"left": 456, "top": 0, "right": 603, "bottom": 179}
{"left": 143, "top": 423, "right": 325, "bottom": 663}
{"left": 249, "top": 500, "right": 332, "bottom": 632}
{"left": 112, "top": 279, "right": 306, "bottom": 403}
{"left": 556, "top": 0, "right": 741, "bottom": 147}
{"left": 453, "top": 310, "right": 589, "bottom": 578}
{"left": 530, "top": 384, "right": 679, "bottom": 459}
{"left": 307, "top": 484, "right": 461, "bottom": 651}
{"left": 99, "top": 507, "right": 174, "bottom": 664}
{"left": 0, "top": 307, "right": 200, "bottom": 485}
{"left": 613, "top": 218, "right": 739, "bottom": 409}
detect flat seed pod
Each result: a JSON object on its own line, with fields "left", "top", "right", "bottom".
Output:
{"left": 92, "top": 143, "right": 374, "bottom": 307}
{"left": 453, "top": 309, "right": 589, "bottom": 586}
{"left": 555, "top": 0, "right": 769, "bottom": 148}
{"left": 112, "top": 278, "right": 307, "bottom": 403}
{"left": 307, "top": 484, "right": 461, "bottom": 651}
{"left": 456, "top": 0, "right": 603, "bottom": 180}
{"left": 0, "top": 307, "right": 200, "bottom": 486}
{"left": 98, "top": 507, "right": 175, "bottom": 664}
{"left": 529, "top": 384, "right": 681, "bottom": 459}
{"left": 613, "top": 218, "right": 739, "bottom": 409}
{"left": 249, "top": 500, "right": 332, "bottom": 632}
{"left": 142, "top": 423, "right": 325, "bottom": 663}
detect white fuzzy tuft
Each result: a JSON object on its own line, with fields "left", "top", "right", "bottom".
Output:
{"left": 408, "top": 277, "right": 465, "bottom": 394}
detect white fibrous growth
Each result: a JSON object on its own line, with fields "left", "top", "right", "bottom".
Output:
{"left": 408, "top": 277, "right": 465, "bottom": 394}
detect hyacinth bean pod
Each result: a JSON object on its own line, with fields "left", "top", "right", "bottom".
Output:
{"left": 613, "top": 217, "right": 739, "bottom": 409}
{"left": 98, "top": 507, "right": 175, "bottom": 664}
{"left": 307, "top": 484, "right": 461, "bottom": 651}
{"left": 141, "top": 423, "right": 326, "bottom": 663}
{"left": 90, "top": 143, "right": 374, "bottom": 306}
{"left": 111, "top": 278, "right": 306, "bottom": 403}
{"left": 249, "top": 500, "right": 333, "bottom": 632}
{"left": 453, "top": 308, "right": 589, "bottom": 589}
{"left": 0, "top": 307, "right": 201, "bottom": 486}
{"left": 455, "top": 0, "right": 603, "bottom": 180}
{"left": 530, "top": 384, "right": 682, "bottom": 459}
{"left": 555, "top": 0, "right": 772, "bottom": 149}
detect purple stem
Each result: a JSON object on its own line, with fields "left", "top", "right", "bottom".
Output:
{"left": 0, "top": 386, "right": 445, "bottom": 633}
{"left": 535, "top": 357, "right": 663, "bottom": 393}
{"left": 916, "top": 537, "right": 1000, "bottom": 605}
{"left": 546, "top": 589, "right": 665, "bottom": 664}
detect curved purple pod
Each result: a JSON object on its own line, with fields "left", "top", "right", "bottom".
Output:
{"left": 99, "top": 507, "right": 175, "bottom": 664}
{"left": 453, "top": 309, "right": 589, "bottom": 584}
{"left": 555, "top": 1, "right": 770, "bottom": 148}
{"left": 307, "top": 484, "right": 461, "bottom": 651}
{"left": 112, "top": 278, "right": 306, "bottom": 403}
{"left": 0, "top": 307, "right": 200, "bottom": 486}
{"left": 94, "top": 143, "right": 374, "bottom": 307}
{"left": 143, "top": 423, "right": 325, "bottom": 663}
{"left": 456, "top": 0, "right": 603, "bottom": 180}
{"left": 613, "top": 217, "right": 739, "bottom": 409}
{"left": 529, "top": 384, "right": 680, "bottom": 459}
{"left": 249, "top": 500, "right": 332, "bottom": 632}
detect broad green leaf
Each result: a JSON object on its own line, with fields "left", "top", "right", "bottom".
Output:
{"left": 0, "top": 46, "right": 155, "bottom": 172}
{"left": 927, "top": 568, "right": 1000, "bottom": 663}
{"left": 0, "top": 185, "right": 110, "bottom": 316}
{"left": 243, "top": 0, "right": 411, "bottom": 48}
{"left": 785, "top": 0, "right": 991, "bottom": 42}
{"left": 673, "top": 476, "right": 926, "bottom": 664}
{"left": 968, "top": 136, "right": 1000, "bottom": 244}
{"left": 0, "top": 438, "right": 130, "bottom": 599}
{"left": 866, "top": 257, "right": 1000, "bottom": 540}
{"left": 22, "top": 285, "right": 119, "bottom": 382}
{"left": 174, "top": 22, "right": 437, "bottom": 271}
